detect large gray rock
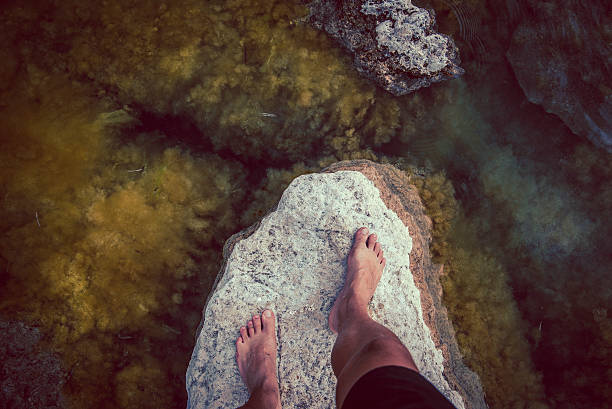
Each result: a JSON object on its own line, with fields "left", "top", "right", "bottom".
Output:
{"left": 506, "top": 0, "right": 612, "bottom": 152}
{"left": 306, "top": 0, "right": 464, "bottom": 95}
{"left": 186, "top": 161, "right": 485, "bottom": 409}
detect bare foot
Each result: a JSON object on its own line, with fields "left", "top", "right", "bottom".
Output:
{"left": 236, "top": 310, "right": 282, "bottom": 409}
{"left": 329, "top": 227, "right": 386, "bottom": 333}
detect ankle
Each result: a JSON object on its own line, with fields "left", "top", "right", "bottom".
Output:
{"left": 248, "top": 383, "right": 281, "bottom": 409}
{"left": 337, "top": 290, "right": 370, "bottom": 329}
{"left": 345, "top": 282, "right": 371, "bottom": 308}
{"left": 259, "top": 378, "right": 280, "bottom": 392}
{"left": 249, "top": 376, "right": 279, "bottom": 394}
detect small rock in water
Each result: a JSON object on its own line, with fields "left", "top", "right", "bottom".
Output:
{"left": 305, "top": 0, "right": 464, "bottom": 95}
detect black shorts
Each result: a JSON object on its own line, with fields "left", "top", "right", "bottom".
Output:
{"left": 342, "top": 366, "right": 458, "bottom": 409}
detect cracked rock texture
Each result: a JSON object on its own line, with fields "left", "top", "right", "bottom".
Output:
{"left": 186, "top": 160, "right": 485, "bottom": 409}
{"left": 506, "top": 0, "right": 611, "bottom": 152}
{"left": 306, "top": 0, "right": 464, "bottom": 95}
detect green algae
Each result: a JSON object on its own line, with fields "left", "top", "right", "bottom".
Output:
{"left": 402, "top": 72, "right": 610, "bottom": 409}
{"left": 0, "top": 74, "right": 245, "bottom": 408}
{"left": 8, "top": 0, "right": 389, "bottom": 163}
{"left": 410, "top": 170, "right": 548, "bottom": 408}
{"left": 0, "top": 0, "right": 610, "bottom": 408}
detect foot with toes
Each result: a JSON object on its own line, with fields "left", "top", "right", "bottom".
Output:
{"left": 329, "top": 227, "right": 386, "bottom": 333}
{"left": 236, "top": 310, "right": 282, "bottom": 409}
{"left": 234, "top": 227, "right": 386, "bottom": 407}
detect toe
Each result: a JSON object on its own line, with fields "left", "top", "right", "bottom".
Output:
{"left": 240, "top": 326, "right": 248, "bottom": 341}
{"left": 353, "top": 227, "right": 369, "bottom": 248}
{"left": 374, "top": 242, "right": 381, "bottom": 256}
{"left": 247, "top": 320, "right": 254, "bottom": 337}
{"left": 236, "top": 336, "right": 244, "bottom": 356}
{"left": 262, "top": 309, "right": 276, "bottom": 334}
{"left": 367, "top": 233, "right": 377, "bottom": 249}
{"left": 381, "top": 257, "right": 386, "bottom": 267}
{"left": 253, "top": 315, "right": 261, "bottom": 333}
{"left": 379, "top": 249, "right": 384, "bottom": 260}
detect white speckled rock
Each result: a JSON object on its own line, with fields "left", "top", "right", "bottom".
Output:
{"left": 306, "top": 0, "right": 464, "bottom": 95}
{"left": 362, "top": 0, "right": 451, "bottom": 74}
{"left": 186, "top": 169, "right": 471, "bottom": 409}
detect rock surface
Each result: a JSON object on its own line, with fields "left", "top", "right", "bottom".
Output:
{"left": 186, "top": 160, "right": 485, "bottom": 409}
{"left": 306, "top": 0, "right": 464, "bottom": 95}
{"left": 506, "top": 0, "right": 612, "bottom": 152}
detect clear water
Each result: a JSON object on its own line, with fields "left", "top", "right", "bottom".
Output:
{"left": 0, "top": 0, "right": 609, "bottom": 408}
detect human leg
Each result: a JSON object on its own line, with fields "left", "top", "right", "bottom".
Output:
{"left": 329, "top": 227, "right": 419, "bottom": 408}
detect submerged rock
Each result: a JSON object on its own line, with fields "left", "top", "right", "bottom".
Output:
{"left": 305, "top": 0, "right": 464, "bottom": 95}
{"left": 0, "top": 320, "right": 66, "bottom": 409}
{"left": 186, "top": 161, "right": 485, "bottom": 409}
{"left": 506, "top": 0, "right": 612, "bottom": 152}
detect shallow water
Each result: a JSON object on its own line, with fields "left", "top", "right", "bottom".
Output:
{"left": 0, "top": 0, "right": 610, "bottom": 408}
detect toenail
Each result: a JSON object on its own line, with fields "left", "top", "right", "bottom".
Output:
{"left": 362, "top": 228, "right": 368, "bottom": 235}
{"left": 264, "top": 310, "right": 272, "bottom": 318}
{"left": 254, "top": 315, "right": 259, "bottom": 320}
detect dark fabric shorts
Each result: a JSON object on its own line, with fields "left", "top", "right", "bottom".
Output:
{"left": 342, "top": 366, "right": 458, "bottom": 409}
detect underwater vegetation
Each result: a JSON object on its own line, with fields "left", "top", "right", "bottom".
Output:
{"left": 241, "top": 163, "right": 321, "bottom": 227}
{"left": 411, "top": 172, "right": 457, "bottom": 259}
{"left": 401, "top": 68, "right": 610, "bottom": 408}
{"left": 0, "top": 0, "right": 610, "bottom": 408}
{"left": 401, "top": 45, "right": 611, "bottom": 409}
{"left": 412, "top": 171, "right": 548, "bottom": 408}
{"left": 442, "top": 219, "right": 548, "bottom": 409}
{"left": 6, "top": 0, "right": 399, "bottom": 164}
{"left": 0, "top": 74, "right": 245, "bottom": 408}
